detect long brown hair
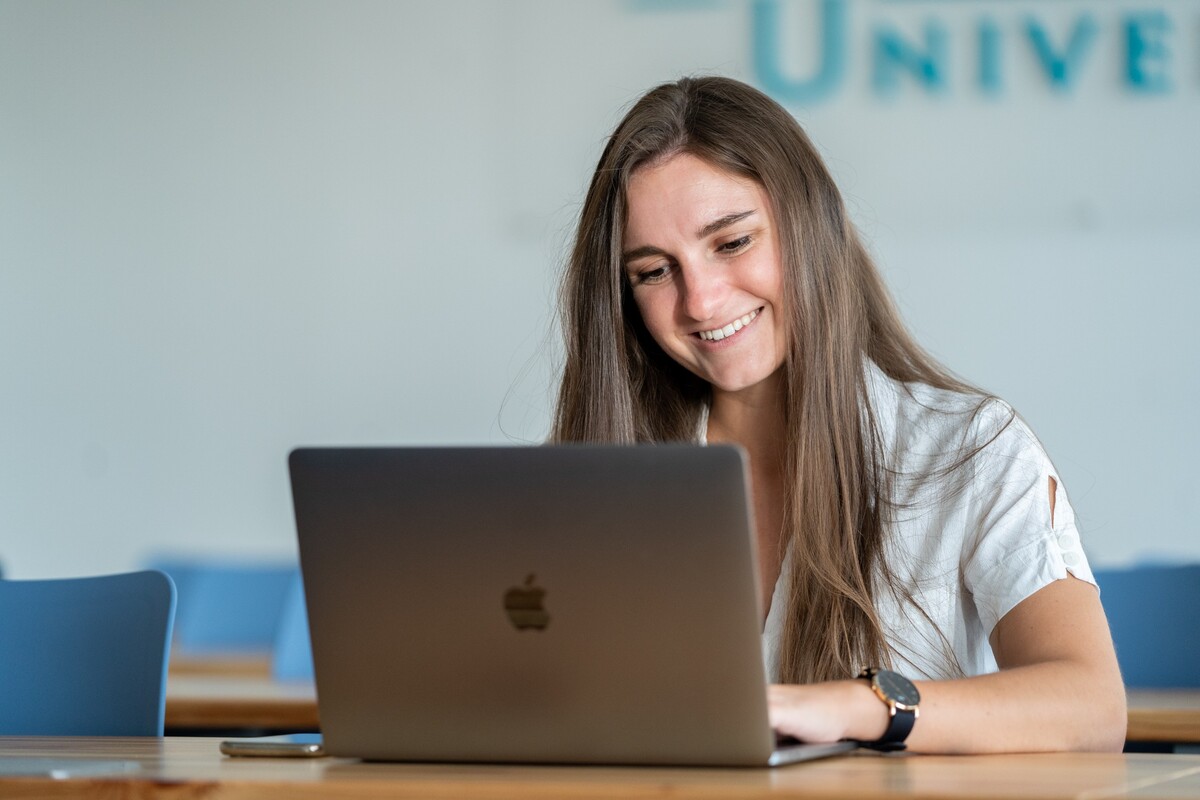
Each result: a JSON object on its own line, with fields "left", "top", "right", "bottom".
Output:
{"left": 553, "top": 76, "right": 993, "bottom": 683}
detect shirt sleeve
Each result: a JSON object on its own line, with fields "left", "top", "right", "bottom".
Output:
{"left": 960, "top": 401, "right": 1096, "bottom": 638}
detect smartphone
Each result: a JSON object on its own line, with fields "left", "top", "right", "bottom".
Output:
{"left": 219, "top": 733, "right": 325, "bottom": 758}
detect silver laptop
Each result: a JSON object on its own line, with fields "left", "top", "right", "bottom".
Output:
{"left": 288, "top": 445, "right": 856, "bottom": 767}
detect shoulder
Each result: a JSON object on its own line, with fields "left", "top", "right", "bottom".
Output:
{"left": 864, "top": 361, "right": 1016, "bottom": 462}
{"left": 864, "top": 362, "right": 1060, "bottom": 516}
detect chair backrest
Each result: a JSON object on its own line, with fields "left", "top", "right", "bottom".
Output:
{"left": 1095, "top": 564, "right": 1200, "bottom": 688}
{"left": 272, "top": 572, "right": 315, "bottom": 681}
{"left": 0, "top": 570, "right": 176, "bottom": 735}
{"left": 152, "top": 561, "right": 296, "bottom": 655}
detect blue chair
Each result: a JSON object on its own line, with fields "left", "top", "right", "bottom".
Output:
{"left": 0, "top": 570, "right": 176, "bottom": 735}
{"left": 272, "top": 573, "right": 315, "bottom": 681}
{"left": 151, "top": 560, "right": 297, "bottom": 655}
{"left": 1095, "top": 564, "right": 1200, "bottom": 688}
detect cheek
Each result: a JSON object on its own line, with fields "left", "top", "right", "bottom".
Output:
{"left": 749, "top": 251, "right": 785, "bottom": 295}
{"left": 632, "top": 290, "right": 673, "bottom": 342}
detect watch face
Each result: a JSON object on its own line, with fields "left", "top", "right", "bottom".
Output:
{"left": 876, "top": 670, "right": 920, "bottom": 707}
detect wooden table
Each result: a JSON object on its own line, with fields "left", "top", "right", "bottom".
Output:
{"left": 168, "top": 652, "right": 272, "bottom": 678}
{"left": 1127, "top": 690, "right": 1200, "bottom": 745}
{"left": 166, "top": 676, "right": 318, "bottom": 733}
{"left": 2, "top": 736, "right": 1200, "bottom": 799}
{"left": 165, "top": 679, "right": 1200, "bottom": 746}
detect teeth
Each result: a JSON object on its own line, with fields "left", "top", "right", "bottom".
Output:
{"left": 698, "top": 309, "right": 759, "bottom": 341}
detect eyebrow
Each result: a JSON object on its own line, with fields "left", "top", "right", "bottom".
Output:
{"left": 622, "top": 209, "right": 758, "bottom": 265}
{"left": 697, "top": 210, "right": 756, "bottom": 239}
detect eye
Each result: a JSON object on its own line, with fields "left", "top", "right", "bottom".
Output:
{"left": 717, "top": 235, "right": 752, "bottom": 254}
{"left": 633, "top": 263, "right": 673, "bottom": 286}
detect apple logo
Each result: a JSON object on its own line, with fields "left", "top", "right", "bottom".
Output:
{"left": 503, "top": 574, "right": 550, "bottom": 631}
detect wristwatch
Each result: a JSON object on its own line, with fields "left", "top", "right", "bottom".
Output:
{"left": 857, "top": 668, "right": 920, "bottom": 750}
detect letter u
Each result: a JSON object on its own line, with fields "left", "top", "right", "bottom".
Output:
{"left": 753, "top": 0, "right": 847, "bottom": 105}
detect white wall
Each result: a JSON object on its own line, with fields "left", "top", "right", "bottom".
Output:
{"left": 1, "top": 0, "right": 1196, "bottom": 577}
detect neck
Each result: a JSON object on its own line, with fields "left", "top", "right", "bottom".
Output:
{"left": 706, "top": 369, "right": 788, "bottom": 463}
{"left": 707, "top": 370, "right": 790, "bottom": 619}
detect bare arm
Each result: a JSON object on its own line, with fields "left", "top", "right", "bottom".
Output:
{"left": 768, "top": 575, "right": 1127, "bottom": 753}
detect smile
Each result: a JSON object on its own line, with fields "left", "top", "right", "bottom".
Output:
{"left": 696, "top": 309, "right": 761, "bottom": 342}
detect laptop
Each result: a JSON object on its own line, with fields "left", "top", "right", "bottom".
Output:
{"left": 288, "top": 444, "right": 856, "bottom": 767}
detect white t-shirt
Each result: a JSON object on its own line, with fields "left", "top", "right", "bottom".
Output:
{"left": 744, "top": 362, "right": 1095, "bottom": 682}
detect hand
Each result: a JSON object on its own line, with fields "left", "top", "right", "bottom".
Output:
{"left": 768, "top": 681, "right": 889, "bottom": 744}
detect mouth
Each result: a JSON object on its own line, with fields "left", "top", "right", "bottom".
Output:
{"left": 695, "top": 308, "right": 762, "bottom": 342}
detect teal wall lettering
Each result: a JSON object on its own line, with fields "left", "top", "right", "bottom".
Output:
{"left": 753, "top": 0, "right": 847, "bottom": 105}
{"left": 1025, "top": 15, "right": 1099, "bottom": 91}
{"left": 1126, "top": 11, "right": 1172, "bottom": 93}
{"left": 978, "top": 17, "right": 1003, "bottom": 95}
{"left": 872, "top": 21, "right": 948, "bottom": 95}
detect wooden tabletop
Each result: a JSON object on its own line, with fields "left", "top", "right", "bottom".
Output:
{"left": 2, "top": 736, "right": 1200, "bottom": 799}
{"left": 1127, "top": 690, "right": 1200, "bottom": 744}
{"left": 168, "top": 652, "right": 272, "bottom": 678}
{"left": 166, "top": 676, "right": 318, "bottom": 732}
{"left": 165, "top": 677, "right": 1200, "bottom": 744}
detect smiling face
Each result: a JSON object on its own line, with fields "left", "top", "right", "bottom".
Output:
{"left": 622, "top": 152, "right": 788, "bottom": 399}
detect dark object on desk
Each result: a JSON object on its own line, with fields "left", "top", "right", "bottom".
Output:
{"left": 1094, "top": 564, "right": 1200, "bottom": 688}
{"left": 289, "top": 445, "right": 857, "bottom": 767}
{"left": 0, "top": 570, "right": 175, "bottom": 735}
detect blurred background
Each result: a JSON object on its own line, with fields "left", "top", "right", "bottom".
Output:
{"left": 2, "top": 0, "right": 1197, "bottom": 578}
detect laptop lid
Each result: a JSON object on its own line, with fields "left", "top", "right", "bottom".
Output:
{"left": 288, "top": 445, "right": 852, "bottom": 767}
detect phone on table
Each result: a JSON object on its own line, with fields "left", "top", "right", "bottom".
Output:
{"left": 219, "top": 733, "right": 325, "bottom": 758}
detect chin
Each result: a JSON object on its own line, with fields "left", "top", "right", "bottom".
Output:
{"left": 703, "top": 365, "right": 784, "bottom": 397}
{"left": 707, "top": 375, "right": 771, "bottom": 395}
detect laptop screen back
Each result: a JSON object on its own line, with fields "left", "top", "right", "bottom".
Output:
{"left": 289, "top": 445, "right": 777, "bottom": 766}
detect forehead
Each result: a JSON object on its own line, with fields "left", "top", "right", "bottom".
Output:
{"left": 624, "top": 153, "right": 765, "bottom": 242}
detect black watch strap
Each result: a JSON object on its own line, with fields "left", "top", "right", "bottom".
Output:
{"left": 864, "top": 704, "right": 916, "bottom": 751}
{"left": 857, "top": 668, "right": 920, "bottom": 751}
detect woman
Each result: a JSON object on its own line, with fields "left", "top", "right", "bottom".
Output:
{"left": 552, "top": 76, "right": 1125, "bottom": 753}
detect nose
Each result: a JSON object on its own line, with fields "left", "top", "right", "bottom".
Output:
{"left": 680, "top": 263, "right": 727, "bottom": 323}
